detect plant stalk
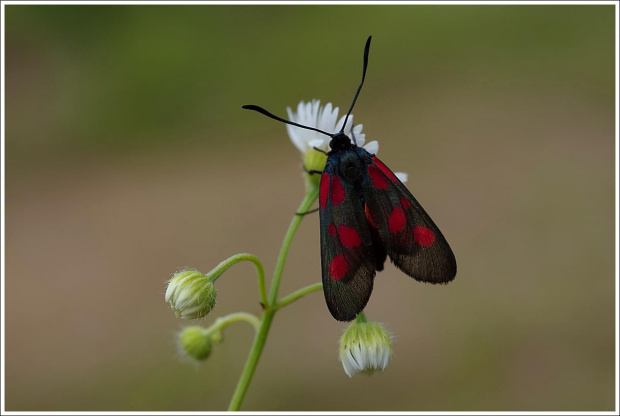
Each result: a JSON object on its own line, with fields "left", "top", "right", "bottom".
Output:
{"left": 227, "top": 188, "right": 319, "bottom": 411}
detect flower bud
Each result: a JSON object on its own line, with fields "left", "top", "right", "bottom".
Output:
{"left": 165, "top": 269, "right": 216, "bottom": 320}
{"left": 339, "top": 320, "right": 392, "bottom": 377}
{"left": 178, "top": 326, "right": 212, "bottom": 361}
{"left": 304, "top": 147, "right": 328, "bottom": 191}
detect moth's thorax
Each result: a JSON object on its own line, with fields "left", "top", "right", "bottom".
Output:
{"left": 329, "top": 132, "right": 355, "bottom": 152}
{"left": 336, "top": 150, "right": 366, "bottom": 184}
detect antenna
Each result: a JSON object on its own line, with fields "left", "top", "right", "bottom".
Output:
{"left": 241, "top": 105, "right": 334, "bottom": 138}
{"left": 340, "top": 36, "right": 372, "bottom": 133}
{"left": 242, "top": 36, "right": 373, "bottom": 139}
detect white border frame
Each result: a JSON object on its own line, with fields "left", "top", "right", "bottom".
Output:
{"left": 1, "top": 1, "right": 617, "bottom": 415}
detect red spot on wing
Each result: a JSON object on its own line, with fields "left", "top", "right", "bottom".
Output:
{"left": 388, "top": 206, "right": 406, "bottom": 234}
{"left": 400, "top": 197, "right": 411, "bottom": 209}
{"left": 331, "top": 175, "right": 346, "bottom": 206}
{"left": 365, "top": 204, "right": 378, "bottom": 229}
{"left": 372, "top": 156, "right": 399, "bottom": 182}
{"left": 414, "top": 225, "right": 435, "bottom": 246}
{"left": 338, "top": 225, "right": 362, "bottom": 247}
{"left": 328, "top": 222, "right": 336, "bottom": 236}
{"left": 319, "top": 173, "right": 329, "bottom": 209}
{"left": 329, "top": 255, "right": 348, "bottom": 280}
{"left": 368, "top": 165, "right": 389, "bottom": 190}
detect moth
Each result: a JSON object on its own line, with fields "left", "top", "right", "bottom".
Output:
{"left": 243, "top": 36, "right": 456, "bottom": 321}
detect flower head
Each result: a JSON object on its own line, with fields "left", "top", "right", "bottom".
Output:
{"left": 286, "top": 99, "right": 375, "bottom": 155}
{"left": 339, "top": 319, "right": 393, "bottom": 377}
{"left": 165, "top": 269, "right": 217, "bottom": 320}
{"left": 285, "top": 100, "right": 407, "bottom": 189}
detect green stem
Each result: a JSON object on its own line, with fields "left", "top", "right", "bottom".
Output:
{"left": 275, "top": 282, "right": 323, "bottom": 310}
{"left": 356, "top": 311, "right": 367, "bottom": 323}
{"left": 228, "top": 188, "right": 319, "bottom": 411}
{"left": 205, "top": 312, "right": 261, "bottom": 335}
{"left": 227, "top": 309, "right": 275, "bottom": 411}
{"left": 268, "top": 188, "right": 320, "bottom": 305}
{"left": 209, "top": 253, "right": 268, "bottom": 307}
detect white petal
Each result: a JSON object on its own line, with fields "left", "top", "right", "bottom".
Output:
{"left": 395, "top": 172, "right": 408, "bottom": 183}
{"left": 363, "top": 140, "right": 378, "bottom": 155}
{"left": 321, "top": 103, "right": 337, "bottom": 133}
{"left": 345, "top": 115, "right": 354, "bottom": 136}
{"left": 335, "top": 114, "right": 347, "bottom": 131}
{"left": 308, "top": 139, "right": 324, "bottom": 149}
{"left": 310, "top": 100, "right": 321, "bottom": 131}
{"left": 297, "top": 101, "right": 307, "bottom": 122}
{"left": 286, "top": 107, "right": 306, "bottom": 153}
{"left": 285, "top": 99, "right": 372, "bottom": 157}
{"left": 318, "top": 102, "right": 332, "bottom": 131}
{"left": 331, "top": 105, "right": 341, "bottom": 132}
{"left": 352, "top": 124, "right": 365, "bottom": 147}
{"left": 349, "top": 117, "right": 366, "bottom": 146}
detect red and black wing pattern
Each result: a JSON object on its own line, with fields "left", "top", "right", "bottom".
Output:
{"left": 359, "top": 150, "right": 457, "bottom": 283}
{"left": 318, "top": 166, "right": 378, "bottom": 322}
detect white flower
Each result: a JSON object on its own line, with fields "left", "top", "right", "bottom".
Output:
{"left": 286, "top": 100, "right": 407, "bottom": 183}
{"left": 286, "top": 99, "right": 374, "bottom": 153}
{"left": 339, "top": 320, "right": 393, "bottom": 377}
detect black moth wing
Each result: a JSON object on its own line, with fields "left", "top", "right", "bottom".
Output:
{"left": 319, "top": 156, "right": 378, "bottom": 321}
{"left": 357, "top": 148, "right": 457, "bottom": 283}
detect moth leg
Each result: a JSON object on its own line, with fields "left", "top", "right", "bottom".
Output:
{"left": 312, "top": 146, "right": 329, "bottom": 156}
{"left": 303, "top": 165, "right": 323, "bottom": 176}
{"left": 296, "top": 207, "right": 320, "bottom": 216}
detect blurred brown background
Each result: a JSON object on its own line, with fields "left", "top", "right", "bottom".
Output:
{"left": 4, "top": 4, "right": 616, "bottom": 411}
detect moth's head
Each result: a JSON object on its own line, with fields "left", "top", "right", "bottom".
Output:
{"left": 329, "top": 132, "right": 355, "bottom": 151}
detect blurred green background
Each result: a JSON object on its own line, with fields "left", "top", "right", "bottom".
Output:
{"left": 4, "top": 4, "right": 616, "bottom": 411}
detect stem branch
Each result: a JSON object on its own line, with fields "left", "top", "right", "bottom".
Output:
{"left": 205, "top": 312, "right": 261, "bottom": 335}
{"left": 275, "top": 282, "right": 323, "bottom": 310}
{"left": 209, "top": 253, "right": 268, "bottom": 307}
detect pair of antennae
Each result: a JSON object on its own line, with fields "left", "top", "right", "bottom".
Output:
{"left": 242, "top": 36, "right": 372, "bottom": 139}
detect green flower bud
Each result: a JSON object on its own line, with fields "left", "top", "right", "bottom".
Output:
{"left": 165, "top": 269, "right": 216, "bottom": 319}
{"left": 304, "top": 147, "right": 328, "bottom": 191}
{"left": 178, "top": 326, "right": 212, "bottom": 361}
{"left": 339, "top": 320, "right": 393, "bottom": 377}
